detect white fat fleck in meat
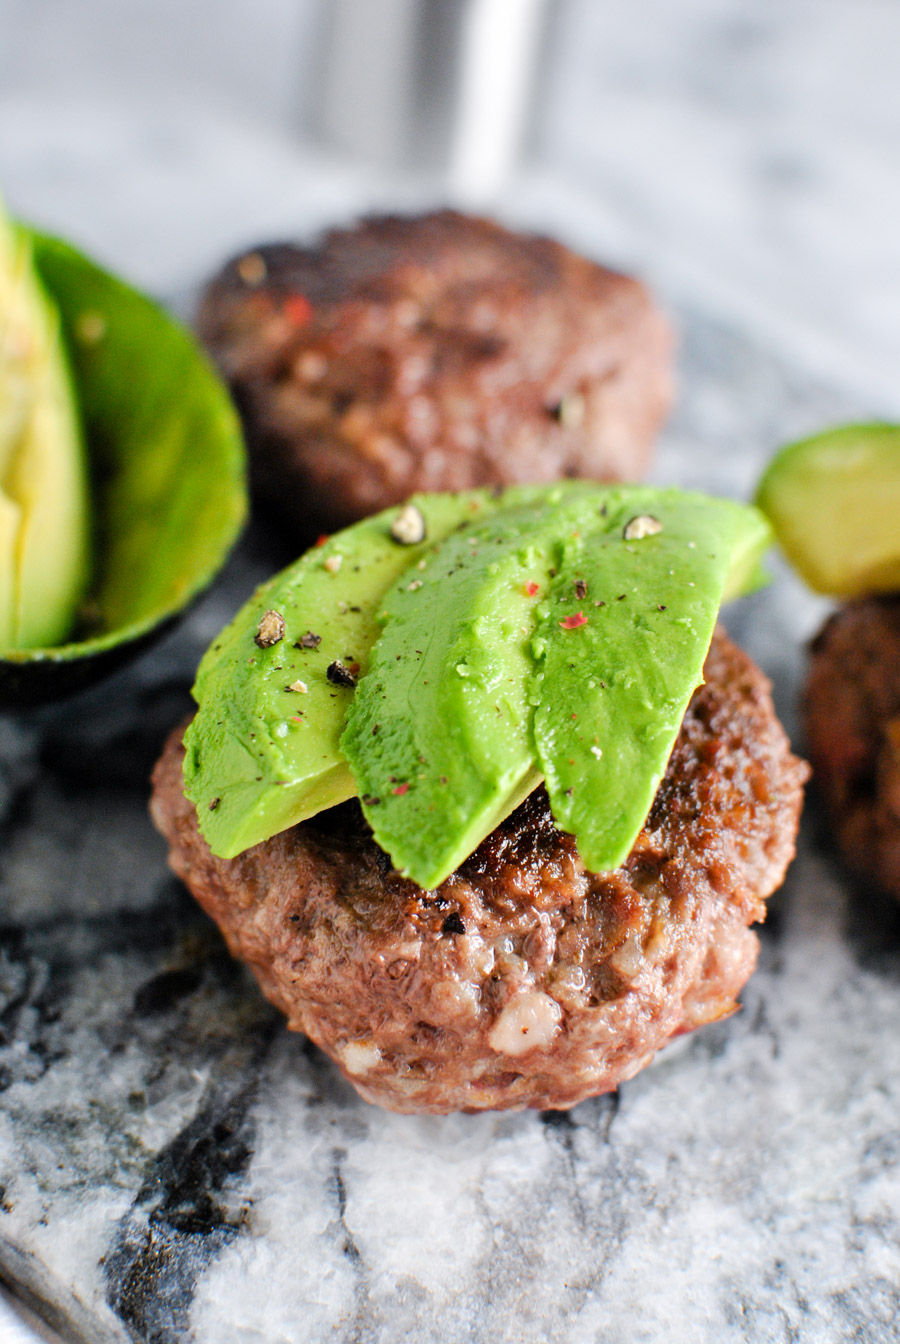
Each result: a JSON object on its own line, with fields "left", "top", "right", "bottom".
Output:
{"left": 429, "top": 978, "right": 479, "bottom": 1022}
{"left": 488, "top": 990, "right": 562, "bottom": 1056}
{"left": 341, "top": 1040, "right": 383, "bottom": 1075}
{"left": 608, "top": 932, "right": 644, "bottom": 980}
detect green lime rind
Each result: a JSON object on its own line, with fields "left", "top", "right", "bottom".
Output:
{"left": 0, "top": 229, "right": 247, "bottom": 675}
{"left": 755, "top": 423, "right": 900, "bottom": 597}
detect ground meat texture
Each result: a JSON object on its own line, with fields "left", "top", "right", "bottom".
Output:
{"left": 804, "top": 596, "right": 900, "bottom": 899}
{"left": 197, "top": 211, "right": 673, "bottom": 537}
{"left": 150, "top": 631, "right": 807, "bottom": 1114}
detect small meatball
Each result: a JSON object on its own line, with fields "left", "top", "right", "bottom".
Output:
{"left": 804, "top": 595, "right": 900, "bottom": 898}
{"left": 197, "top": 211, "right": 673, "bottom": 537}
{"left": 151, "top": 631, "right": 807, "bottom": 1114}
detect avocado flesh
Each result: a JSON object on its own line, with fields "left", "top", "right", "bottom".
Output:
{"left": 347, "top": 487, "right": 768, "bottom": 887}
{"left": 186, "top": 485, "right": 590, "bottom": 859}
{"left": 755, "top": 423, "right": 900, "bottom": 597}
{"left": 529, "top": 490, "right": 769, "bottom": 876}
{"left": 0, "top": 493, "right": 20, "bottom": 647}
{"left": 341, "top": 490, "right": 606, "bottom": 887}
{"left": 190, "top": 484, "right": 770, "bottom": 883}
{"left": 0, "top": 210, "right": 90, "bottom": 650}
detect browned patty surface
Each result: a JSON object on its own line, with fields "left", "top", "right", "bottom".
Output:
{"left": 151, "top": 631, "right": 807, "bottom": 1114}
{"left": 805, "top": 596, "right": 900, "bottom": 898}
{"left": 197, "top": 211, "right": 673, "bottom": 536}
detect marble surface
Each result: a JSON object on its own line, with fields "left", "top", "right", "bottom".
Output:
{"left": 1, "top": 301, "right": 898, "bottom": 1344}
{"left": 2, "top": 1, "right": 900, "bottom": 1340}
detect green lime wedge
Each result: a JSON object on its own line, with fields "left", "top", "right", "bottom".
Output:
{"left": 756, "top": 423, "right": 900, "bottom": 597}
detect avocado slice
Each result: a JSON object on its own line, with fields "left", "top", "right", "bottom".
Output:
{"left": 188, "top": 484, "right": 770, "bottom": 883}
{"left": 755, "top": 423, "right": 900, "bottom": 596}
{"left": 529, "top": 489, "right": 770, "bottom": 876}
{"left": 0, "top": 206, "right": 90, "bottom": 649}
{"left": 345, "top": 487, "right": 769, "bottom": 887}
{"left": 342, "top": 488, "right": 605, "bottom": 887}
{"left": 185, "top": 485, "right": 590, "bottom": 858}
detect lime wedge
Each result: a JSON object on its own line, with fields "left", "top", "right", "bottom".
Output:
{"left": 756, "top": 424, "right": 900, "bottom": 597}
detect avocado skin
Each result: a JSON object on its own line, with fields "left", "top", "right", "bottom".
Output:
{"left": 185, "top": 486, "right": 584, "bottom": 859}
{"left": 755, "top": 423, "right": 900, "bottom": 597}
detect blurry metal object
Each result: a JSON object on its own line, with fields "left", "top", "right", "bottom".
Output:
{"left": 314, "top": 0, "right": 549, "bottom": 204}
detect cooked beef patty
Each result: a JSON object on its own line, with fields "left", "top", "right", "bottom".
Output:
{"left": 197, "top": 211, "right": 673, "bottom": 537}
{"left": 804, "top": 595, "right": 900, "bottom": 898}
{"left": 150, "top": 630, "right": 807, "bottom": 1114}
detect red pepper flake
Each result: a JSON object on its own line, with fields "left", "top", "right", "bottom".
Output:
{"left": 392, "top": 783, "right": 410, "bottom": 796}
{"left": 283, "top": 294, "right": 313, "bottom": 326}
{"left": 525, "top": 581, "right": 540, "bottom": 597}
{"left": 560, "top": 612, "right": 588, "bottom": 630}
{"left": 315, "top": 534, "right": 329, "bottom": 548}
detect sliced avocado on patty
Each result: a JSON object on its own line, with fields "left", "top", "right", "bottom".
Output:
{"left": 0, "top": 202, "right": 90, "bottom": 649}
{"left": 184, "top": 483, "right": 593, "bottom": 859}
{"left": 342, "top": 489, "right": 609, "bottom": 886}
{"left": 528, "top": 489, "right": 770, "bottom": 877}
{"left": 186, "top": 484, "right": 771, "bottom": 884}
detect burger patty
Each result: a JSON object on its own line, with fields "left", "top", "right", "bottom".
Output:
{"left": 197, "top": 210, "right": 673, "bottom": 536}
{"left": 150, "top": 630, "right": 807, "bottom": 1114}
{"left": 804, "top": 595, "right": 900, "bottom": 898}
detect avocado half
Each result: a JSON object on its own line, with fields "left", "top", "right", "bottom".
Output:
{"left": 0, "top": 230, "right": 247, "bottom": 708}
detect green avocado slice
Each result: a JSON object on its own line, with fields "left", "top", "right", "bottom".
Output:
{"left": 344, "top": 487, "right": 769, "bottom": 887}
{"left": 755, "top": 423, "right": 900, "bottom": 596}
{"left": 185, "top": 484, "right": 591, "bottom": 858}
{"left": 528, "top": 489, "right": 770, "bottom": 876}
{"left": 0, "top": 207, "right": 90, "bottom": 649}
{"left": 341, "top": 488, "right": 606, "bottom": 887}
{"left": 188, "top": 484, "right": 770, "bottom": 883}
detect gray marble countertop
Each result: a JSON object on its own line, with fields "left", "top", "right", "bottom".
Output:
{"left": 1, "top": 3, "right": 900, "bottom": 1341}
{"left": 1, "top": 299, "right": 896, "bottom": 1344}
